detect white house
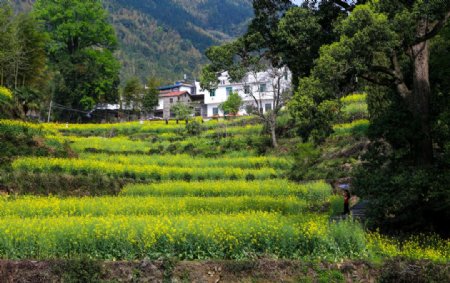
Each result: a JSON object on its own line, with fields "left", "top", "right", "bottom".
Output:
{"left": 202, "top": 67, "right": 292, "bottom": 117}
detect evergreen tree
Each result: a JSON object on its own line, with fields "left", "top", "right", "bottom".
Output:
{"left": 142, "top": 77, "right": 161, "bottom": 115}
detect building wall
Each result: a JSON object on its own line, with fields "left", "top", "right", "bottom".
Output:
{"left": 204, "top": 68, "right": 292, "bottom": 117}
{"left": 157, "top": 98, "right": 164, "bottom": 111}
{"left": 206, "top": 99, "right": 275, "bottom": 117}
{"left": 162, "top": 93, "right": 192, "bottom": 119}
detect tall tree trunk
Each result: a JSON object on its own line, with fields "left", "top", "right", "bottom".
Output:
{"left": 270, "top": 125, "right": 278, "bottom": 148}
{"left": 268, "top": 115, "right": 278, "bottom": 148}
{"left": 410, "top": 36, "right": 433, "bottom": 165}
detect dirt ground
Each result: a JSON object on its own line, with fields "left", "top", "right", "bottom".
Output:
{"left": 0, "top": 258, "right": 448, "bottom": 283}
{"left": 0, "top": 259, "right": 380, "bottom": 283}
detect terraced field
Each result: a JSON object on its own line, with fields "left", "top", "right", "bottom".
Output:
{"left": 1, "top": 117, "right": 448, "bottom": 262}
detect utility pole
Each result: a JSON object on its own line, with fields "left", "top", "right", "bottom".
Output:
{"left": 47, "top": 100, "right": 53, "bottom": 123}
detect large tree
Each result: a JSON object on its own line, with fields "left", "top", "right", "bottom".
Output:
{"left": 309, "top": 0, "right": 450, "bottom": 165}
{"left": 142, "top": 77, "right": 161, "bottom": 116}
{"left": 0, "top": 2, "right": 48, "bottom": 117}
{"left": 34, "top": 0, "right": 120, "bottom": 121}
{"left": 290, "top": 0, "right": 450, "bottom": 233}
{"left": 247, "top": 0, "right": 347, "bottom": 88}
{"left": 122, "top": 77, "right": 142, "bottom": 116}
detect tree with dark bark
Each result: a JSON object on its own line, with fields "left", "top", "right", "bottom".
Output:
{"left": 306, "top": 0, "right": 450, "bottom": 166}
{"left": 291, "top": 0, "right": 450, "bottom": 233}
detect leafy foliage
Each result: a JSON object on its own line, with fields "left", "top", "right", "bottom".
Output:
{"left": 286, "top": 0, "right": 450, "bottom": 235}
{"left": 142, "top": 77, "right": 161, "bottom": 114}
{"left": 34, "top": 0, "right": 120, "bottom": 120}
{"left": 170, "top": 102, "right": 193, "bottom": 121}
{"left": 220, "top": 92, "right": 243, "bottom": 116}
{"left": 122, "top": 77, "right": 142, "bottom": 113}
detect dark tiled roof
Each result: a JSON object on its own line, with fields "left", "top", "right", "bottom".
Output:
{"left": 158, "top": 82, "right": 193, "bottom": 90}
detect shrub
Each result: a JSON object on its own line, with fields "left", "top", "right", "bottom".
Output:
{"left": 289, "top": 142, "right": 321, "bottom": 181}
{"left": 245, "top": 174, "right": 255, "bottom": 181}
{"left": 186, "top": 121, "right": 203, "bottom": 136}
{"left": 0, "top": 120, "right": 69, "bottom": 168}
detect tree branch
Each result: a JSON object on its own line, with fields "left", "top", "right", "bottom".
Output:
{"left": 331, "top": 0, "right": 355, "bottom": 12}
{"left": 360, "top": 74, "right": 395, "bottom": 87}
{"left": 414, "top": 11, "right": 450, "bottom": 44}
{"left": 369, "top": 65, "right": 397, "bottom": 78}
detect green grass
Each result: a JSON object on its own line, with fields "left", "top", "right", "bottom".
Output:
{"left": 333, "top": 119, "right": 369, "bottom": 137}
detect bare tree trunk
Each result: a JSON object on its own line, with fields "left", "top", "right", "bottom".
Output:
{"left": 268, "top": 114, "right": 278, "bottom": 148}
{"left": 411, "top": 38, "right": 433, "bottom": 165}
{"left": 270, "top": 125, "right": 278, "bottom": 148}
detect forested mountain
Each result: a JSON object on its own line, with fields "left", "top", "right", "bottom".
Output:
{"left": 12, "top": 0, "right": 253, "bottom": 83}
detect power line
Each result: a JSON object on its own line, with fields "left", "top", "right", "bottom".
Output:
{"left": 51, "top": 103, "right": 118, "bottom": 119}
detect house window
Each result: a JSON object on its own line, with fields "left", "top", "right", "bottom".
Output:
{"left": 244, "top": 85, "right": 250, "bottom": 94}
{"left": 265, "top": 103, "right": 272, "bottom": 112}
{"left": 170, "top": 98, "right": 173, "bottom": 103}
{"left": 284, "top": 70, "right": 288, "bottom": 81}
{"left": 210, "top": 89, "right": 216, "bottom": 97}
{"left": 226, "top": 87, "right": 233, "bottom": 96}
{"left": 213, "top": 107, "right": 219, "bottom": 116}
{"left": 259, "top": 84, "right": 266, "bottom": 92}
{"left": 177, "top": 97, "right": 180, "bottom": 101}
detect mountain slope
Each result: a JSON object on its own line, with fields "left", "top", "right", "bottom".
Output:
{"left": 12, "top": 0, "right": 253, "bottom": 83}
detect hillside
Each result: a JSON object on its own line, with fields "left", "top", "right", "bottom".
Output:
{"left": 12, "top": 0, "right": 253, "bottom": 82}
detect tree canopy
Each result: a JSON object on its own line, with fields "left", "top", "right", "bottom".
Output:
{"left": 34, "top": 0, "right": 120, "bottom": 120}
{"left": 287, "top": 0, "right": 450, "bottom": 234}
{"left": 0, "top": 2, "right": 48, "bottom": 117}
{"left": 220, "top": 92, "right": 243, "bottom": 117}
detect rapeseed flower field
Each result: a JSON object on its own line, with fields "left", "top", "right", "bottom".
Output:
{"left": 1, "top": 118, "right": 448, "bottom": 262}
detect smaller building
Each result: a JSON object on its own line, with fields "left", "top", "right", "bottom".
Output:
{"left": 158, "top": 91, "right": 192, "bottom": 119}
{"left": 155, "top": 80, "right": 205, "bottom": 119}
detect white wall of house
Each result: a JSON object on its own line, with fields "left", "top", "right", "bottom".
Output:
{"left": 204, "top": 68, "right": 292, "bottom": 117}
{"left": 156, "top": 98, "right": 164, "bottom": 110}
{"left": 179, "top": 85, "right": 192, "bottom": 93}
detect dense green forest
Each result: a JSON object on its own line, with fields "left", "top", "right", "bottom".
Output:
{"left": 11, "top": 0, "right": 253, "bottom": 83}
